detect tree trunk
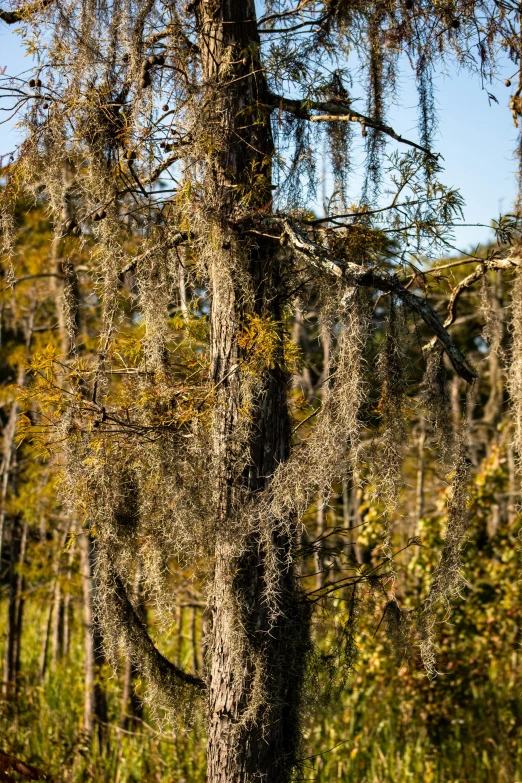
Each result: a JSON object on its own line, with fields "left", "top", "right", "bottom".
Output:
{"left": 13, "top": 522, "right": 27, "bottom": 684}
{"left": 62, "top": 544, "right": 75, "bottom": 658}
{"left": 3, "top": 518, "right": 26, "bottom": 695}
{"left": 415, "top": 423, "right": 426, "bottom": 527}
{"left": 79, "top": 532, "right": 108, "bottom": 744}
{"left": 119, "top": 563, "right": 144, "bottom": 729}
{"left": 196, "top": 1, "right": 310, "bottom": 779}
{"left": 51, "top": 579, "right": 63, "bottom": 666}
{"left": 39, "top": 590, "right": 53, "bottom": 681}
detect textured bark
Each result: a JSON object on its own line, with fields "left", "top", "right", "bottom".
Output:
{"left": 39, "top": 590, "right": 53, "bottom": 681}
{"left": 12, "top": 522, "right": 27, "bottom": 682}
{"left": 51, "top": 580, "right": 63, "bottom": 666}
{"left": 119, "top": 565, "right": 144, "bottom": 729}
{"left": 415, "top": 424, "right": 426, "bottom": 526}
{"left": 2, "top": 518, "right": 26, "bottom": 695}
{"left": 62, "top": 544, "right": 74, "bottom": 658}
{"left": 79, "top": 533, "right": 108, "bottom": 743}
{"left": 197, "top": 1, "right": 310, "bottom": 780}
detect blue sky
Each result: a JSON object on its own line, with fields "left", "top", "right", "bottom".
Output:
{"left": 1, "top": 25, "right": 518, "bottom": 254}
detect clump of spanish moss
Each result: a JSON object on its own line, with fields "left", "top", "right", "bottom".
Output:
{"left": 418, "top": 441, "right": 471, "bottom": 678}
{"left": 481, "top": 269, "right": 503, "bottom": 359}
{"left": 267, "top": 286, "right": 370, "bottom": 535}
{"left": 421, "top": 346, "right": 453, "bottom": 461}
{"left": 383, "top": 597, "right": 412, "bottom": 667}
{"left": 509, "top": 268, "right": 522, "bottom": 469}
{"left": 374, "top": 296, "right": 408, "bottom": 512}
{"left": 416, "top": 54, "right": 437, "bottom": 165}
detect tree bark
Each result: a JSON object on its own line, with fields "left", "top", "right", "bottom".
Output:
{"left": 79, "top": 532, "right": 108, "bottom": 744}
{"left": 119, "top": 563, "right": 144, "bottom": 729}
{"left": 39, "top": 589, "right": 53, "bottom": 681}
{"left": 12, "top": 522, "right": 27, "bottom": 683}
{"left": 51, "top": 579, "right": 63, "bottom": 666}
{"left": 3, "top": 518, "right": 26, "bottom": 695}
{"left": 196, "top": 1, "right": 310, "bottom": 779}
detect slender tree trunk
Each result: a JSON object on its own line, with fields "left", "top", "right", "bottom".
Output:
{"left": 191, "top": 606, "right": 200, "bottom": 676}
{"left": 197, "top": 2, "right": 310, "bottom": 779}
{"left": 13, "top": 522, "right": 27, "bottom": 684}
{"left": 3, "top": 518, "right": 26, "bottom": 695}
{"left": 3, "top": 519, "right": 19, "bottom": 695}
{"left": 0, "top": 366, "right": 25, "bottom": 566}
{"left": 39, "top": 589, "right": 54, "bottom": 681}
{"left": 79, "top": 532, "right": 108, "bottom": 743}
{"left": 51, "top": 580, "right": 63, "bottom": 666}
{"left": 179, "top": 257, "right": 188, "bottom": 315}
{"left": 62, "top": 544, "right": 74, "bottom": 658}
{"left": 342, "top": 470, "right": 362, "bottom": 563}
{"left": 415, "top": 423, "right": 426, "bottom": 527}
{"left": 315, "top": 499, "right": 325, "bottom": 590}
{"left": 451, "top": 375, "right": 461, "bottom": 437}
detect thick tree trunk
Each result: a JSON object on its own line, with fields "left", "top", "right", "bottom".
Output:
{"left": 196, "top": 1, "right": 310, "bottom": 780}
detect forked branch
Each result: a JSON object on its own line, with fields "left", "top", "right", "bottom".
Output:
{"left": 283, "top": 221, "right": 477, "bottom": 383}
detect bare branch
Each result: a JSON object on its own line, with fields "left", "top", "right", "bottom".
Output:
{"left": 269, "top": 94, "right": 437, "bottom": 158}
{"left": 425, "top": 251, "right": 522, "bottom": 347}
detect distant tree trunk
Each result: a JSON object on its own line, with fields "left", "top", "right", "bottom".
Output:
{"left": 39, "top": 589, "right": 54, "bottom": 681}
{"left": 119, "top": 563, "right": 143, "bottom": 729}
{"left": 79, "top": 532, "right": 108, "bottom": 744}
{"left": 13, "top": 522, "right": 27, "bottom": 682}
{"left": 51, "top": 580, "right": 63, "bottom": 666}
{"left": 451, "top": 375, "right": 462, "bottom": 437}
{"left": 484, "top": 271, "right": 505, "bottom": 426}
{"left": 0, "top": 366, "right": 25, "bottom": 566}
{"left": 62, "top": 544, "right": 75, "bottom": 658}
{"left": 178, "top": 257, "right": 188, "bottom": 315}
{"left": 191, "top": 606, "right": 201, "bottom": 676}
{"left": 415, "top": 423, "right": 426, "bottom": 526}
{"left": 292, "top": 302, "right": 314, "bottom": 398}
{"left": 315, "top": 499, "right": 326, "bottom": 590}
{"left": 2, "top": 518, "right": 26, "bottom": 695}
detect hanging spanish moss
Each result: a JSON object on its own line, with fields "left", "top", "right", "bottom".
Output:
{"left": 267, "top": 287, "right": 371, "bottom": 535}
{"left": 422, "top": 346, "right": 454, "bottom": 461}
{"left": 383, "top": 597, "right": 412, "bottom": 667}
{"left": 374, "top": 295, "right": 408, "bottom": 512}
{"left": 416, "top": 53, "right": 437, "bottom": 179}
{"left": 508, "top": 268, "right": 522, "bottom": 468}
{"left": 418, "top": 440, "right": 471, "bottom": 678}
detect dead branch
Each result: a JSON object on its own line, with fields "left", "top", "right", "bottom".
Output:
{"left": 283, "top": 220, "right": 477, "bottom": 383}
{"left": 269, "top": 94, "right": 437, "bottom": 158}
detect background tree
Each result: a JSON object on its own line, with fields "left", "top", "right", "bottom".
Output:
{"left": 1, "top": 1, "right": 522, "bottom": 782}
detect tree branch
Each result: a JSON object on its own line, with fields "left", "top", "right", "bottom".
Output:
{"left": 425, "top": 252, "right": 522, "bottom": 347}
{"left": 283, "top": 221, "right": 477, "bottom": 383}
{"left": 269, "top": 94, "right": 437, "bottom": 158}
{"left": 111, "top": 571, "right": 206, "bottom": 691}
{"left": 0, "top": 0, "right": 53, "bottom": 24}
